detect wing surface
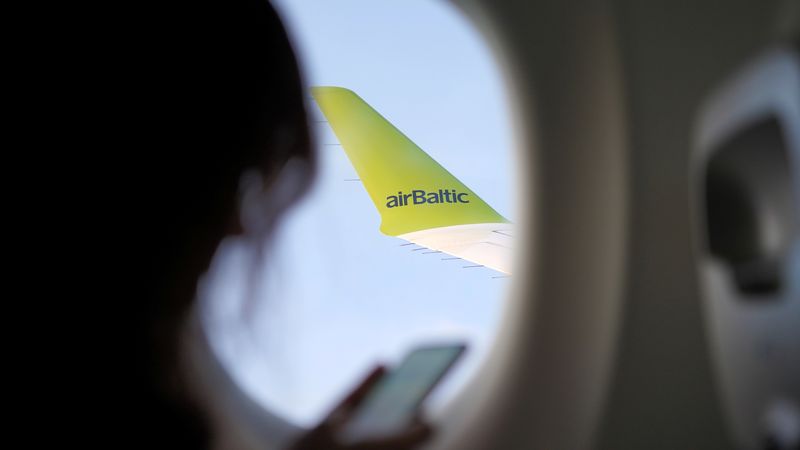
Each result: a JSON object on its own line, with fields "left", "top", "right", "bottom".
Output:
{"left": 312, "top": 86, "right": 512, "bottom": 274}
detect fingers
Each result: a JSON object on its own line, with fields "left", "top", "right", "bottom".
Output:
{"left": 341, "top": 365, "right": 387, "bottom": 408}
{"left": 401, "top": 418, "right": 434, "bottom": 446}
{"left": 349, "top": 422, "right": 434, "bottom": 450}
{"left": 311, "top": 365, "right": 435, "bottom": 449}
{"left": 325, "top": 365, "right": 387, "bottom": 425}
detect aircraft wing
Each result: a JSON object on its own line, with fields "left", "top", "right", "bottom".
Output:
{"left": 311, "top": 86, "right": 512, "bottom": 275}
{"left": 400, "top": 223, "right": 512, "bottom": 274}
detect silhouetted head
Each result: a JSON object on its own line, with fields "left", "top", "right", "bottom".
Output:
{"left": 109, "top": 1, "right": 312, "bottom": 447}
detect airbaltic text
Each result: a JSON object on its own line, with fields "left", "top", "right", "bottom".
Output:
{"left": 385, "top": 189, "right": 469, "bottom": 208}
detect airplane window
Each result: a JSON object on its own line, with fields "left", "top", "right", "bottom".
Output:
{"left": 198, "top": 0, "right": 515, "bottom": 427}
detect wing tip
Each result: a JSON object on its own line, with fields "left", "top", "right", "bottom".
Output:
{"left": 311, "top": 85, "right": 357, "bottom": 100}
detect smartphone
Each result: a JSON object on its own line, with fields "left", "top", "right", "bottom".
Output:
{"left": 338, "top": 343, "right": 467, "bottom": 444}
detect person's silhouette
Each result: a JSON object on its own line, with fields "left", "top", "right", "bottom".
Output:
{"left": 97, "top": 1, "right": 431, "bottom": 448}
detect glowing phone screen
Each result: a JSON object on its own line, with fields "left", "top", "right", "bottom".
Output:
{"left": 339, "top": 344, "right": 466, "bottom": 444}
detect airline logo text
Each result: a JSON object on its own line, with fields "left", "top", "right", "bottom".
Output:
{"left": 386, "top": 189, "right": 470, "bottom": 208}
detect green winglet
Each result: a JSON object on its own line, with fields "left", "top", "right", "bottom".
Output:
{"left": 312, "top": 86, "right": 508, "bottom": 236}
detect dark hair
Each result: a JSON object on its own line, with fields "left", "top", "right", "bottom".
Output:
{"left": 106, "top": 1, "right": 312, "bottom": 447}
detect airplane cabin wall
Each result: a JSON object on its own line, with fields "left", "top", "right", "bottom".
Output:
{"left": 597, "top": 1, "right": 786, "bottom": 449}
{"left": 438, "top": 1, "right": 794, "bottom": 449}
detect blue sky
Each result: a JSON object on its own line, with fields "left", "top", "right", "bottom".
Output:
{"left": 200, "top": 0, "right": 515, "bottom": 427}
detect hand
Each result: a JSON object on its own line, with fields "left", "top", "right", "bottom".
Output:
{"left": 288, "top": 366, "right": 433, "bottom": 450}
